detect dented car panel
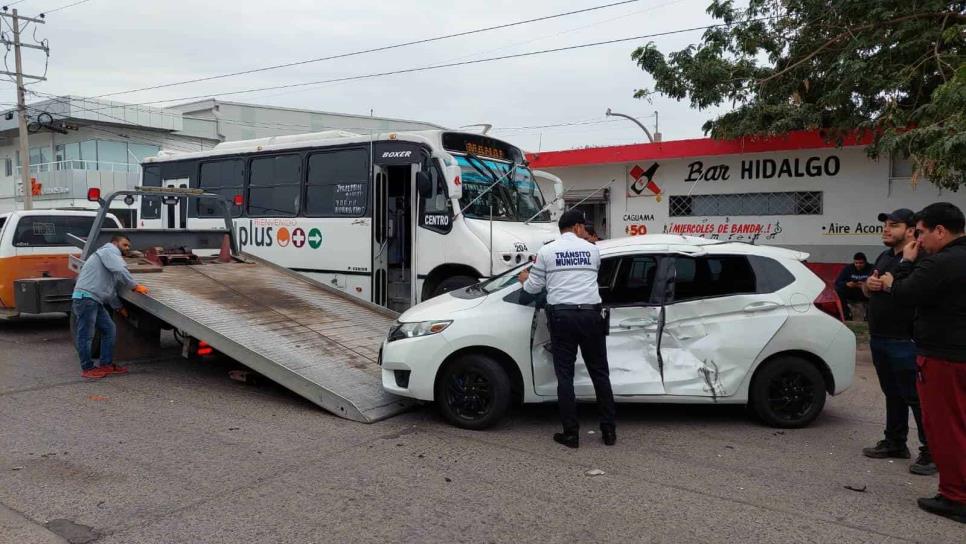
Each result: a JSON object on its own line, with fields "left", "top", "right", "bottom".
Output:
{"left": 661, "top": 291, "right": 789, "bottom": 398}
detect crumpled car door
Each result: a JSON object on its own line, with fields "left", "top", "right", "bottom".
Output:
{"left": 659, "top": 254, "right": 790, "bottom": 398}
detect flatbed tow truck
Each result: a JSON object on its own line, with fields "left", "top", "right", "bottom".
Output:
{"left": 69, "top": 187, "right": 412, "bottom": 423}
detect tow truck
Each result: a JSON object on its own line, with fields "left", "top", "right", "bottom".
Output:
{"left": 69, "top": 187, "right": 412, "bottom": 423}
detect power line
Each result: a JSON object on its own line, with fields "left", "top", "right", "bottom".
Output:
{"left": 38, "top": 0, "right": 92, "bottom": 16}
{"left": 86, "top": 19, "right": 765, "bottom": 110}
{"left": 91, "top": 0, "right": 642, "bottom": 99}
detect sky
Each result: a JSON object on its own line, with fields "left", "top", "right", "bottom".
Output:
{"left": 5, "top": 0, "right": 733, "bottom": 152}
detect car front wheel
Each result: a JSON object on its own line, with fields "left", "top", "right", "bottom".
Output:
{"left": 750, "top": 356, "right": 827, "bottom": 428}
{"left": 436, "top": 354, "right": 511, "bottom": 430}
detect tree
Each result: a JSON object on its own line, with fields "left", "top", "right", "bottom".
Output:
{"left": 632, "top": 1, "right": 966, "bottom": 189}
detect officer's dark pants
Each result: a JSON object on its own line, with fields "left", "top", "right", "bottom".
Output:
{"left": 870, "top": 336, "right": 927, "bottom": 451}
{"left": 549, "top": 308, "right": 616, "bottom": 434}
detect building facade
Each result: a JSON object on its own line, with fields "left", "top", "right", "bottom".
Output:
{"left": 528, "top": 131, "right": 964, "bottom": 265}
{"left": 0, "top": 96, "right": 441, "bottom": 221}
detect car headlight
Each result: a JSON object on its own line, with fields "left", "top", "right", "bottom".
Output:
{"left": 387, "top": 320, "right": 452, "bottom": 342}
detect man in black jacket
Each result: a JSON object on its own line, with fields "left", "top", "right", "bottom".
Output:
{"left": 861, "top": 209, "right": 935, "bottom": 475}
{"left": 877, "top": 202, "right": 966, "bottom": 523}
{"left": 835, "top": 252, "right": 871, "bottom": 320}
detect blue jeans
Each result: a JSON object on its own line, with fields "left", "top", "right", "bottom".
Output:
{"left": 72, "top": 298, "right": 116, "bottom": 371}
{"left": 869, "top": 336, "right": 927, "bottom": 451}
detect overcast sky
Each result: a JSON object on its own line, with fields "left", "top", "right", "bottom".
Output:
{"left": 9, "top": 0, "right": 731, "bottom": 151}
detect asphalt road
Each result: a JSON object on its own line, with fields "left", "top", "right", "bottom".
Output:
{"left": 0, "top": 317, "right": 961, "bottom": 543}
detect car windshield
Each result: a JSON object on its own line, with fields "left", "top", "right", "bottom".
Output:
{"left": 476, "top": 262, "right": 530, "bottom": 294}
{"left": 455, "top": 155, "right": 551, "bottom": 222}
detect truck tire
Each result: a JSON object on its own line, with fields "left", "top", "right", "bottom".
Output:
{"left": 749, "top": 356, "right": 827, "bottom": 428}
{"left": 69, "top": 310, "right": 101, "bottom": 360}
{"left": 436, "top": 354, "right": 511, "bottom": 430}
{"left": 431, "top": 275, "right": 478, "bottom": 298}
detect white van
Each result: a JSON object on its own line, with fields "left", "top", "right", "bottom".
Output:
{"left": 0, "top": 210, "right": 120, "bottom": 317}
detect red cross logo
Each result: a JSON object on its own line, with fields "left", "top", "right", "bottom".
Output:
{"left": 292, "top": 228, "right": 306, "bottom": 248}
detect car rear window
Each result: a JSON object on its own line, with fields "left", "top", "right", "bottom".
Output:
{"left": 671, "top": 254, "right": 794, "bottom": 302}
{"left": 672, "top": 255, "right": 756, "bottom": 302}
{"left": 12, "top": 215, "right": 119, "bottom": 247}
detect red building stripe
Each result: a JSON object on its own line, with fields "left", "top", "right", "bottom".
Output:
{"left": 526, "top": 129, "right": 874, "bottom": 169}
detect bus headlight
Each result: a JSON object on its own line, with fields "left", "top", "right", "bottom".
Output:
{"left": 388, "top": 320, "right": 452, "bottom": 342}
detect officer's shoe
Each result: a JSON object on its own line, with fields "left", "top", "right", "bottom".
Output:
{"left": 862, "top": 440, "right": 911, "bottom": 459}
{"left": 909, "top": 450, "right": 938, "bottom": 476}
{"left": 553, "top": 432, "right": 579, "bottom": 449}
{"left": 917, "top": 494, "right": 966, "bottom": 523}
{"left": 601, "top": 426, "right": 617, "bottom": 446}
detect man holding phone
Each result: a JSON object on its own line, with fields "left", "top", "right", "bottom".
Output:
{"left": 877, "top": 202, "right": 966, "bottom": 523}
{"left": 861, "top": 209, "right": 934, "bottom": 474}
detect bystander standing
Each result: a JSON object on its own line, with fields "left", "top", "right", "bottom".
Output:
{"left": 876, "top": 202, "right": 966, "bottom": 523}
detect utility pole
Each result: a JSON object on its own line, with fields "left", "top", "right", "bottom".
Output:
{"left": 1, "top": 8, "right": 48, "bottom": 210}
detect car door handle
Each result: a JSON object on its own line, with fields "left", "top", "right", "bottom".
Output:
{"left": 743, "top": 301, "right": 781, "bottom": 313}
{"left": 618, "top": 318, "right": 656, "bottom": 329}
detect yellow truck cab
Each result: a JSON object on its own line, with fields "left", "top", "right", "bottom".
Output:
{"left": 0, "top": 210, "right": 120, "bottom": 318}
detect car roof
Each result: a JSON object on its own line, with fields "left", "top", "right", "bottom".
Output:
{"left": 597, "top": 235, "right": 809, "bottom": 261}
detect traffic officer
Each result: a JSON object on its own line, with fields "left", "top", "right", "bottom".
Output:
{"left": 518, "top": 209, "right": 616, "bottom": 448}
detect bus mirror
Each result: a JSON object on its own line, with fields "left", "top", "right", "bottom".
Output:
{"left": 416, "top": 172, "right": 433, "bottom": 198}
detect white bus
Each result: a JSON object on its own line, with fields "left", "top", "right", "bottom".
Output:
{"left": 139, "top": 130, "right": 560, "bottom": 312}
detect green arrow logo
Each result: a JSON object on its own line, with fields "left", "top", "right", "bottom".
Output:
{"left": 308, "top": 228, "right": 323, "bottom": 249}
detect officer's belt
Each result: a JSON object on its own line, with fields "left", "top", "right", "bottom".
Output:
{"left": 547, "top": 303, "right": 602, "bottom": 311}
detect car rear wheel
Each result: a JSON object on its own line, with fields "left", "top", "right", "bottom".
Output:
{"left": 750, "top": 356, "right": 826, "bottom": 428}
{"left": 431, "top": 275, "right": 478, "bottom": 298}
{"left": 436, "top": 354, "right": 511, "bottom": 430}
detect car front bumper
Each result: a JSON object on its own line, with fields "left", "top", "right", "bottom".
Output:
{"left": 380, "top": 333, "right": 453, "bottom": 401}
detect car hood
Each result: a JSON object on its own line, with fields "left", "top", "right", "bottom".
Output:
{"left": 399, "top": 290, "right": 488, "bottom": 322}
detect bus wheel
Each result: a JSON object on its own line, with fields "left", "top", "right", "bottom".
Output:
{"left": 431, "top": 275, "right": 478, "bottom": 298}
{"left": 436, "top": 354, "right": 511, "bottom": 430}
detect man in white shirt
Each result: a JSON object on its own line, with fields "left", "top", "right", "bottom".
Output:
{"left": 519, "top": 210, "right": 616, "bottom": 448}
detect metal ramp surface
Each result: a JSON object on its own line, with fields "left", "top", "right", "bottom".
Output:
{"left": 122, "top": 254, "right": 412, "bottom": 423}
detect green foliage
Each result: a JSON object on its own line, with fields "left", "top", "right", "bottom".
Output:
{"left": 632, "top": 1, "right": 966, "bottom": 189}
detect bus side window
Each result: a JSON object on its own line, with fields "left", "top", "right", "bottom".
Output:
{"left": 198, "top": 159, "right": 245, "bottom": 218}
{"left": 248, "top": 154, "right": 301, "bottom": 217}
{"left": 419, "top": 163, "right": 452, "bottom": 234}
{"left": 304, "top": 148, "right": 369, "bottom": 218}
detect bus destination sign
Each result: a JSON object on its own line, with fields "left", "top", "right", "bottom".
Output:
{"left": 443, "top": 132, "right": 522, "bottom": 163}
{"left": 464, "top": 142, "right": 506, "bottom": 161}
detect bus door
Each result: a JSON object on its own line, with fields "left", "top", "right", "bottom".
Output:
{"left": 372, "top": 143, "right": 426, "bottom": 312}
{"left": 161, "top": 177, "right": 190, "bottom": 229}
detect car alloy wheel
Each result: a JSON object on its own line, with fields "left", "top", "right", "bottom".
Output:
{"left": 445, "top": 369, "right": 493, "bottom": 420}
{"left": 750, "top": 355, "right": 827, "bottom": 428}
{"left": 766, "top": 371, "right": 817, "bottom": 422}
{"left": 436, "top": 353, "right": 512, "bottom": 430}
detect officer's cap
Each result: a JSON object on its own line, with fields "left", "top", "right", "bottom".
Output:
{"left": 558, "top": 210, "right": 586, "bottom": 230}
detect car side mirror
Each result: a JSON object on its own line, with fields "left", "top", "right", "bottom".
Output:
{"left": 416, "top": 171, "right": 433, "bottom": 198}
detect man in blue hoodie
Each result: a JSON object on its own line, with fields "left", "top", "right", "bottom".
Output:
{"left": 72, "top": 235, "right": 149, "bottom": 379}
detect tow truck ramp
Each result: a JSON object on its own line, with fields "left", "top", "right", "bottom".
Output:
{"left": 74, "top": 188, "right": 413, "bottom": 423}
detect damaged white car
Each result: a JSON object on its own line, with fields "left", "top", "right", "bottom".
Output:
{"left": 380, "top": 235, "right": 855, "bottom": 429}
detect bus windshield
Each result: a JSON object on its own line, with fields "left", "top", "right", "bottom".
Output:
{"left": 455, "top": 155, "right": 551, "bottom": 222}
